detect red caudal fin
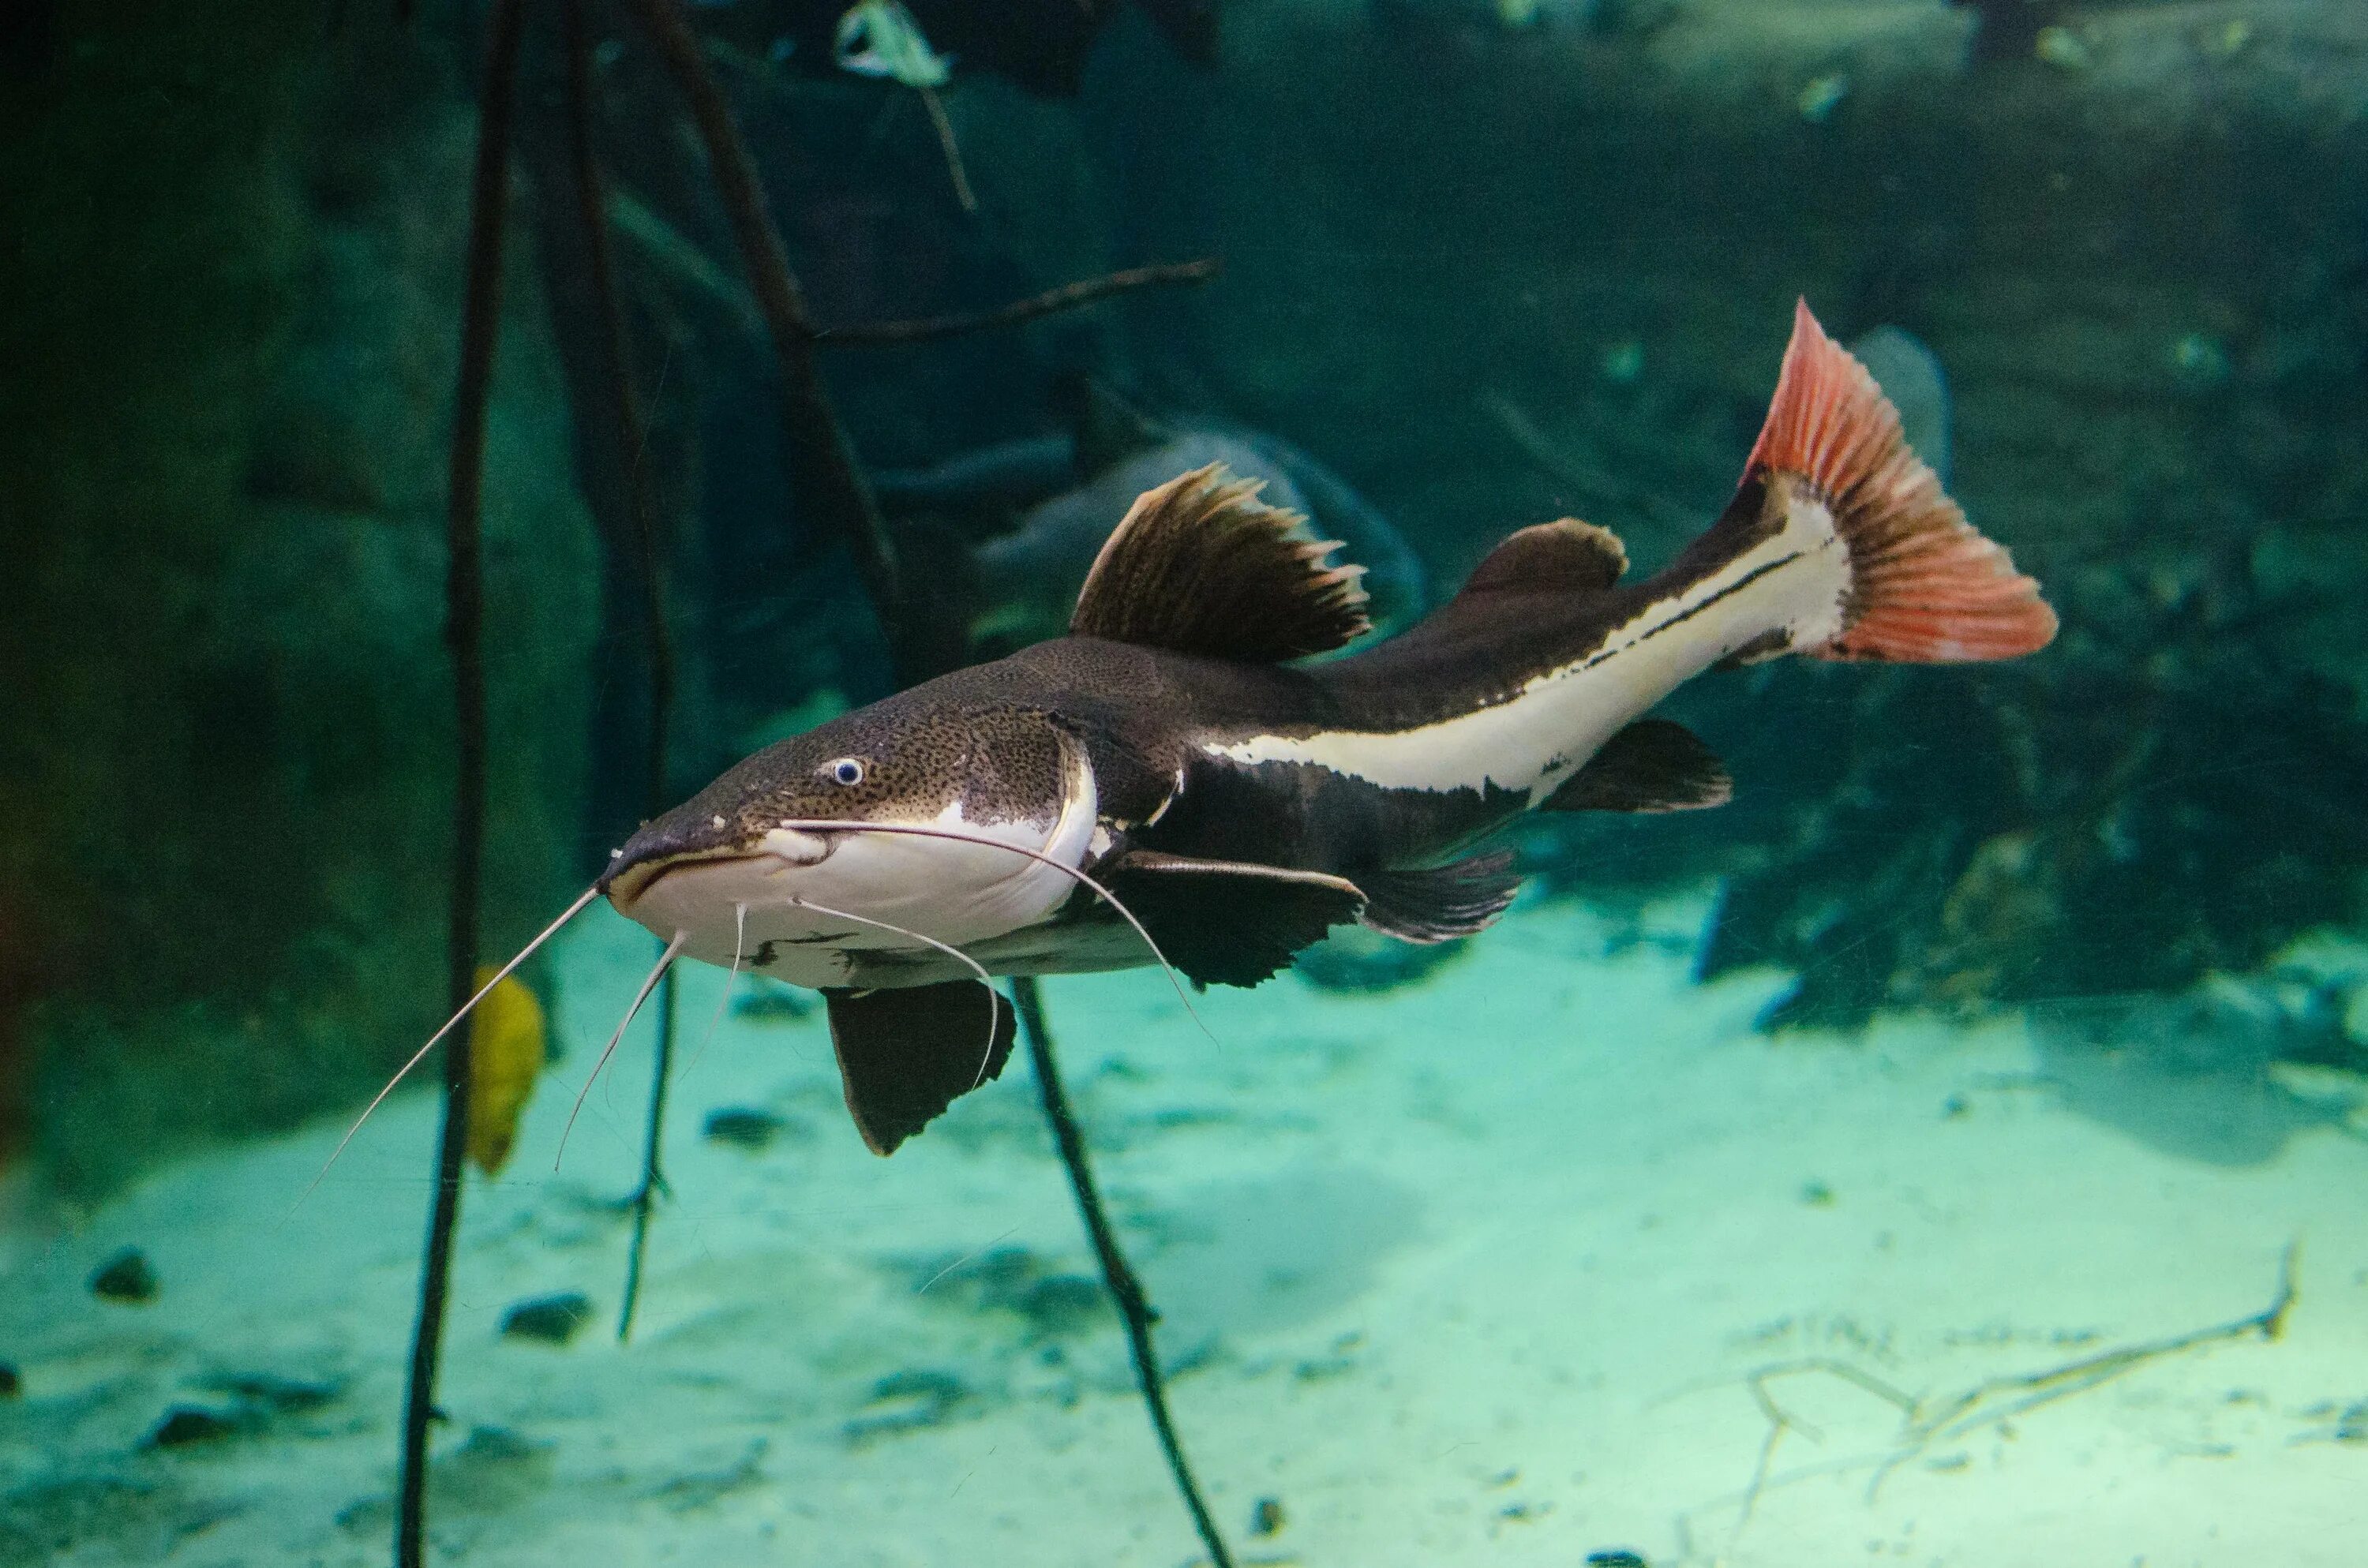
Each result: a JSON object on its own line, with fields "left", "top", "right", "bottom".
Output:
{"left": 1748, "top": 299, "right": 2057, "bottom": 663}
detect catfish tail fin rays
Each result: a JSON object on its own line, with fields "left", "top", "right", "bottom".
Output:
{"left": 1743, "top": 299, "right": 2056, "bottom": 664}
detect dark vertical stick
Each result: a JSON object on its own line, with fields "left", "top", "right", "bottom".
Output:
{"left": 615, "top": 960, "right": 676, "bottom": 1338}
{"left": 617, "top": 0, "right": 921, "bottom": 682}
{"left": 1013, "top": 978, "right": 1235, "bottom": 1568}
{"left": 560, "top": 0, "right": 680, "bottom": 1346}
{"left": 397, "top": 0, "right": 526, "bottom": 1562}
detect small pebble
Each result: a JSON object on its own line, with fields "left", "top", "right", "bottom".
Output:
{"left": 703, "top": 1107, "right": 789, "bottom": 1150}
{"left": 500, "top": 1292, "right": 593, "bottom": 1345}
{"left": 90, "top": 1248, "right": 158, "bottom": 1303}
{"left": 1017, "top": 1275, "right": 1107, "bottom": 1338}
{"left": 205, "top": 1372, "right": 340, "bottom": 1413}
{"left": 1250, "top": 1496, "right": 1286, "bottom": 1536}
{"left": 148, "top": 1405, "right": 243, "bottom": 1448}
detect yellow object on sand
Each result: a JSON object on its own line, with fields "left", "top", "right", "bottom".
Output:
{"left": 466, "top": 966, "right": 547, "bottom": 1176}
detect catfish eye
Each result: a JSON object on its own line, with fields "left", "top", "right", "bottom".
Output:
{"left": 826, "top": 757, "right": 867, "bottom": 787}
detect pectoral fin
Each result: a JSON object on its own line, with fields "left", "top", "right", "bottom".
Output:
{"left": 1541, "top": 719, "right": 1733, "bottom": 814}
{"left": 823, "top": 982, "right": 1017, "bottom": 1156}
{"left": 1358, "top": 850, "right": 1522, "bottom": 943}
{"left": 1103, "top": 851, "right": 1368, "bottom": 987}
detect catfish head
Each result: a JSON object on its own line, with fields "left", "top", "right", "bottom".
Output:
{"left": 601, "top": 698, "right": 1100, "bottom": 988}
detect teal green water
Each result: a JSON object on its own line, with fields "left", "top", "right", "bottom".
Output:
{"left": 4, "top": 2, "right": 2366, "bottom": 1564}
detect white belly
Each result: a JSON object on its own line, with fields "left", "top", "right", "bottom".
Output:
{"left": 621, "top": 743, "right": 1101, "bottom": 989}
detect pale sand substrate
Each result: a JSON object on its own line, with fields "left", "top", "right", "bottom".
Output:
{"left": 4, "top": 895, "right": 2364, "bottom": 1567}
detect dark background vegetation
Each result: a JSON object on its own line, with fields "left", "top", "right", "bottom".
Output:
{"left": 2, "top": 0, "right": 2363, "bottom": 1192}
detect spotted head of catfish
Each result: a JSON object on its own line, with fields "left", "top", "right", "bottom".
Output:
{"left": 600, "top": 701, "right": 1100, "bottom": 987}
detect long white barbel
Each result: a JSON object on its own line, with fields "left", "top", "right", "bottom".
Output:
{"left": 293, "top": 881, "right": 603, "bottom": 1212}
{"left": 679, "top": 901, "right": 747, "bottom": 1083}
{"left": 555, "top": 927, "right": 687, "bottom": 1170}
{"left": 785, "top": 893, "right": 1005, "bottom": 1091}
{"left": 759, "top": 818, "right": 1216, "bottom": 1044}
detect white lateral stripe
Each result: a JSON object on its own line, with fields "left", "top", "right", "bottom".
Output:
{"left": 1208, "top": 496, "right": 1850, "bottom": 795}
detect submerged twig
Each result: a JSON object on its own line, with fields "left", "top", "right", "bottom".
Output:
{"left": 562, "top": 0, "right": 680, "bottom": 1348}
{"left": 819, "top": 258, "right": 1223, "bottom": 346}
{"left": 396, "top": 1, "right": 524, "bottom": 1562}
{"left": 1014, "top": 978, "right": 1235, "bottom": 1568}
{"left": 1689, "top": 1243, "right": 2300, "bottom": 1551}
{"left": 620, "top": 0, "right": 920, "bottom": 679}
{"left": 916, "top": 85, "right": 976, "bottom": 214}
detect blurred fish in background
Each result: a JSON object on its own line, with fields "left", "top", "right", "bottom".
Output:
{"left": 875, "top": 380, "right": 1429, "bottom": 655}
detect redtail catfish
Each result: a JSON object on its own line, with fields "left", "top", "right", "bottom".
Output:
{"left": 490, "top": 303, "right": 2057, "bottom": 1154}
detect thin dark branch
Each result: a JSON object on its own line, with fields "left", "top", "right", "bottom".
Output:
{"left": 616, "top": 964, "right": 677, "bottom": 1339}
{"left": 1014, "top": 979, "right": 1235, "bottom": 1568}
{"left": 817, "top": 258, "right": 1222, "bottom": 346}
{"left": 619, "top": 0, "right": 921, "bottom": 679}
{"left": 564, "top": 0, "right": 680, "bottom": 1346}
{"left": 397, "top": 0, "right": 524, "bottom": 1562}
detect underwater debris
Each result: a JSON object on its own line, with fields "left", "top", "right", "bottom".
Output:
{"left": 88, "top": 1248, "right": 156, "bottom": 1303}
{"left": 833, "top": 2, "right": 976, "bottom": 211}
{"left": 905, "top": 1243, "right": 1111, "bottom": 1338}
{"left": 845, "top": 1368, "right": 970, "bottom": 1444}
{"left": 499, "top": 1292, "right": 594, "bottom": 1345}
{"left": 834, "top": 0, "right": 951, "bottom": 86}
{"left": 145, "top": 1405, "right": 252, "bottom": 1449}
{"left": 1584, "top": 1552, "right": 1649, "bottom": 1568}
{"left": 1690, "top": 1245, "right": 2297, "bottom": 1548}
{"left": 0, "top": 1362, "right": 17, "bottom": 1398}
{"left": 702, "top": 1106, "right": 793, "bottom": 1149}
{"left": 464, "top": 967, "right": 546, "bottom": 1177}
{"left": 1249, "top": 1495, "right": 1286, "bottom": 1536}
{"left": 651, "top": 1439, "right": 770, "bottom": 1513}
{"left": 204, "top": 1372, "right": 343, "bottom": 1415}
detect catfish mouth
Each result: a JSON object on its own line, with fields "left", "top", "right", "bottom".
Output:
{"left": 601, "top": 825, "right": 836, "bottom": 911}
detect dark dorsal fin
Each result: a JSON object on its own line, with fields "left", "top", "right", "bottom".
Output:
{"left": 1103, "top": 850, "right": 1367, "bottom": 987}
{"left": 823, "top": 982, "right": 1017, "bottom": 1155}
{"left": 1359, "top": 850, "right": 1522, "bottom": 943}
{"left": 1541, "top": 719, "right": 1733, "bottom": 814}
{"left": 1070, "top": 464, "right": 1373, "bottom": 661}
{"left": 1456, "top": 518, "right": 1628, "bottom": 600}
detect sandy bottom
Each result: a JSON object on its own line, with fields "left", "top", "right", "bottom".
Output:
{"left": 4, "top": 895, "right": 2366, "bottom": 1567}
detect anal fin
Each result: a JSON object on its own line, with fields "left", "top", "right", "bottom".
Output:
{"left": 1359, "top": 850, "right": 1522, "bottom": 944}
{"left": 824, "top": 982, "right": 1017, "bottom": 1156}
{"left": 1103, "top": 850, "right": 1368, "bottom": 987}
{"left": 1542, "top": 719, "right": 1733, "bottom": 814}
